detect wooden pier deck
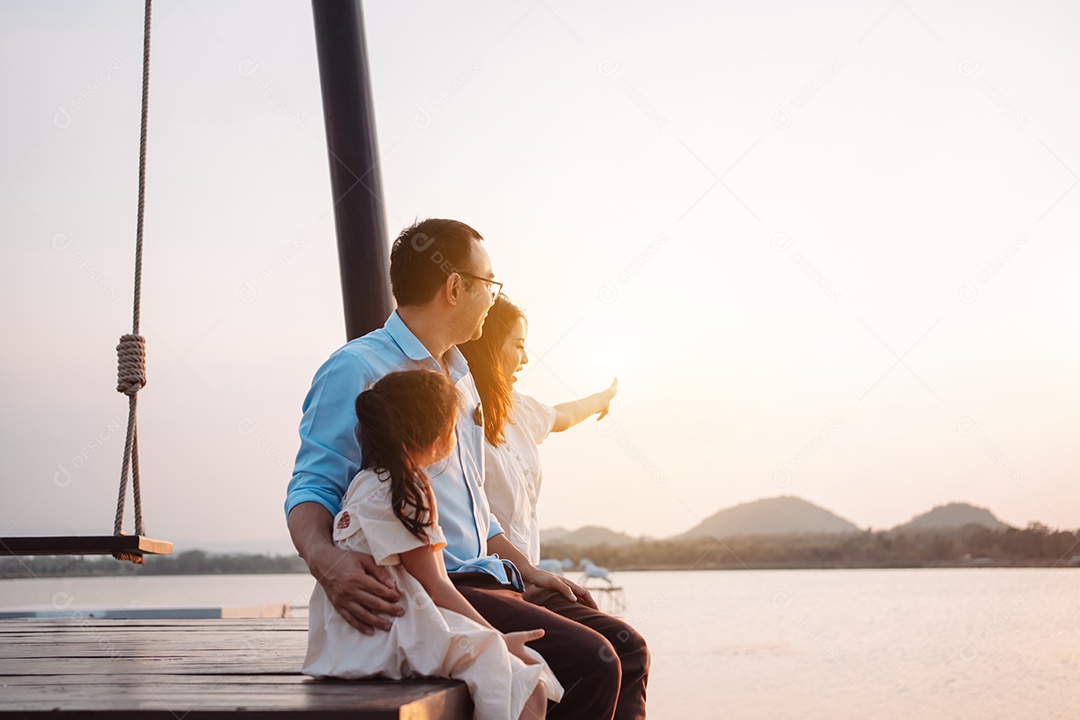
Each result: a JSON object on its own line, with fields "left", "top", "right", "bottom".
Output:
{"left": 0, "top": 617, "right": 470, "bottom": 718}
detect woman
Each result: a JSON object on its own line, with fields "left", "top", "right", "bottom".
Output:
{"left": 462, "top": 296, "right": 650, "bottom": 720}
{"left": 459, "top": 295, "right": 617, "bottom": 564}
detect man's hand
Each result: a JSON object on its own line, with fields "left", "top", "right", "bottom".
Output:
{"left": 525, "top": 569, "right": 599, "bottom": 610}
{"left": 309, "top": 544, "right": 404, "bottom": 634}
{"left": 289, "top": 502, "right": 404, "bottom": 634}
{"left": 487, "top": 532, "right": 600, "bottom": 610}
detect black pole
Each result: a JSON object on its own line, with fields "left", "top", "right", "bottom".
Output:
{"left": 311, "top": 0, "right": 393, "bottom": 341}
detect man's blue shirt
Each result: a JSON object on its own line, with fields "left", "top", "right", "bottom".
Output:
{"left": 286, "top": 311, "right": 511, "bottom": 584}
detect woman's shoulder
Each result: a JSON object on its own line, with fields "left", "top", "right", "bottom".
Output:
{"left": 510, "top": 390, "right": 556, "bottom": 439}
{"left": 511, "top": 390, "right": 545, "bottom": 418}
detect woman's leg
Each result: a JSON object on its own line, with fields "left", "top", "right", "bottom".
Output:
{"left": 524, "top": 586, "right": 650, "bottom": 720}
{"left": 451, "top": 573, "right": 620, "bottom": 720}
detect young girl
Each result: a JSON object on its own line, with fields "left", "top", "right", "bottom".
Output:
{"left": 459, "top": 296, "right": 618, "bottom": 565}
{"left": 303, "top": 370, "right": 562, "bottom": 720}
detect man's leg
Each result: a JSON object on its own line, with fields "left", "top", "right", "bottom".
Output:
{"left": 524, "top": 586, "right": 649, "bottom": 720}
{"left": 451, "top": 573, "right": 620, "bottom": 720}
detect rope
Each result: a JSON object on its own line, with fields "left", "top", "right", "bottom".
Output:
{"left": 114, "top": 0, "right": 153, "bottom": 564}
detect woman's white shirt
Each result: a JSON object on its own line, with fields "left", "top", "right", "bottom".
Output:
{"left": 483, "top": 391, "right": 556, "bottom": 565}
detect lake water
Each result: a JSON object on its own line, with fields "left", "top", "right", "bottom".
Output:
{"left": 2, "top": 568, "right": 1078, "bottom": 719}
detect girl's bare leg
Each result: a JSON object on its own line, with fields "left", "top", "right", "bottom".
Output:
{"left": 519, "top": 678, "right": 547, "bottom": 719}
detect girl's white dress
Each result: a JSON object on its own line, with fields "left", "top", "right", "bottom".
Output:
{"left": 303, "top": 469, "right": 563, "bottom": 720}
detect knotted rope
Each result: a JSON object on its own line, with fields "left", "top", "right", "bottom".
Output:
{"left": 114, "top": 0, "right": 153, "bottom": 564}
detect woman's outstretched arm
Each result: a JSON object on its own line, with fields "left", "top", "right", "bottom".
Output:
{"left": 552, "top": 378, "right": 618, "bottom": 432}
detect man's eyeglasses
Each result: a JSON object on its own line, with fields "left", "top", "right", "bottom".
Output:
{"left": 459, "top": 272, "right": 503, "bottom": 300}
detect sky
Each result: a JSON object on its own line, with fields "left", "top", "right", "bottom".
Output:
{"left": 2, "top": 1, "right": 1079, "bottom": 555}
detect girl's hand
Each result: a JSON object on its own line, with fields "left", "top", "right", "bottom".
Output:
{"left": 503, "top": 628, "right": 545, "bottom": 665}
{"left": 596, "top": 377, "right": 618, "bottom": 420}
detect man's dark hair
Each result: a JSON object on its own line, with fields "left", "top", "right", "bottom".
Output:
{"left": 389, "top": 218, "right": 484, "bottom": 306}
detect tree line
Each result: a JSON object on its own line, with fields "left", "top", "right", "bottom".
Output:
{"left": 542, "top": 523, "right": 1080, "bottom": 570}
{"left": 2, "top": 523, "right": 1077, "bottom": 578}
{"left": 0, "top": 550, "right": 307, "bottom": 579}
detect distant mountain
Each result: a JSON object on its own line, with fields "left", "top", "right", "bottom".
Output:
{"left": 541, "top": 525, "right": 637, "bottom": 548}
{"left": 539, "top": 527, "right": 570, "bottom": 544}
{"left": 892, "top": 503, "right": 1010, "bottom": 532}
{"left": 674, "top": 496, "right": 861, "bottom": 540}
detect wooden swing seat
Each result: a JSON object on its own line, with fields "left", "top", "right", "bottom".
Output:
{"left": 0, "top": 535, "right": 172, "bottom": 557}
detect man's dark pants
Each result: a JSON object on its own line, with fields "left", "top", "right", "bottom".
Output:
{"left": 451, "top": 573, "right": 649, "bottom": 720}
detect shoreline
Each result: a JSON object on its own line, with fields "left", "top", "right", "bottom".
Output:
{"left": 2, "top": 559, "right": 1077, "bottom": 580}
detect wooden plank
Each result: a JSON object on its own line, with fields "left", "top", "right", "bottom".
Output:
{"left": 0, "top": 633, "right": 303, "bottom": 647}
{"left": 0, "top": 678, "right": 464, "bottom": 720}
{"left": 0, "top": 678, "right": 470, "bottom": 717}
{"left": 2, "top": 675, "right": 339, "bottom": 686}
{"left": 0, "top": 659, "right": 303, "bottom": 677}
{"left": 0, "top": 618, "right": 471, "bottom": 719}
{"left": 0, "top": 535, "right": 173, "bottom": 556}
{"left": 0, "top": 619, "right": 309, "bottom": 631}
{"left": 0, "top": 603, "right": 291, "bottom": 620}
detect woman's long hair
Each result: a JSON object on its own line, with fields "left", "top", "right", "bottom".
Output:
{"left": 355, "top": 370, "right": 460, "bottom": 539}
{"left": 459, "top": 294, "right": 525, "bottom": 446}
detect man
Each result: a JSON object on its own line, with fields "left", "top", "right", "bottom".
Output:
{"left": 286, "top": 218, "right": 648, "bottom": 719}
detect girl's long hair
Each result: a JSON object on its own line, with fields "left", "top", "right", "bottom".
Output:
{"left": 355, "top": 370, "right": 460, "bottom": 539}
{"left": 458, "top": 294, "right": 525, "bottom": 446}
